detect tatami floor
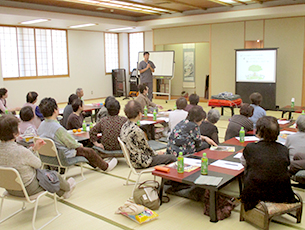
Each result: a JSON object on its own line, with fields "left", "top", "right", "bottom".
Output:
{"left": 1, "top": 97, "right": 305, "bottom": 230}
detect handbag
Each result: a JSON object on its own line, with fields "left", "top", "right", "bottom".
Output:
{"left": 133, "top": 180, "right": 160, "bottom": 210}
{"left": 36, "top": 169, "right": 60, "bottom": 193}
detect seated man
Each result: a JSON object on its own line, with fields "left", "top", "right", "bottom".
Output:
{"left": 169, "top": 97, "right": 188, "bottom": 132}
{"left": 66, "top": 99, "right": 84, "bottom": 130}
{"left": 38, "top": 97, "right": 117, "bottom": 172}
{"left": 286, "top": 115, "right": 305, "bottom": 175}
{"left": 120, "top": 100, "right": 176, "bottom": 169}
{"left": 76, "top": 87, "right": 92, "bottom": 118}
{"left": 90, "top": 99, "right": 127, "bottom": 151}
{"left": 225, "top": 103, "right": 254, "bottom": 141}
{"left": 61, "top": 94, "right": 78, "bottom": 129}
{"left": 135, "top": 84, "right": 163, "bottom": 113}
{"left": 96, "top": 96, "right": 115, "bottom": 123}
{"left": 185, "top": 93, "right": 204, "bottom": 112}
{"left": 249, "top": 92, "right": 266, "bottom": 128}
{"left": 200, "top": 109, "right": 221, "bottom": 145}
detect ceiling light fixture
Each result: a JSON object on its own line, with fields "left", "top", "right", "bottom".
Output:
{"left": 107, "top": 27, "right": 135, "bottom": 32}
{"left": 20, "top": 19, "right": 50, "bottom": 25}
{"left": 69, "top": 23, "right": 98, "bottom": 28}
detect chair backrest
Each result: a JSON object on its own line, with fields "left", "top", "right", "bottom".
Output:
{"left": 0, "top": 166, "right": 31, "bottom": 201}
{"left": 33, "top": 137, "right": 64, "bottom": 167}
{"left": 118, "top": 137, "right": 136, "bottom": 172}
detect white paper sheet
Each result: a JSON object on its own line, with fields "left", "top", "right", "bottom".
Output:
{"left": 194, "top": 175, "right": 223, "bottom": 186}
{"left": 184, "top": 158, "right": 201, "bottom": 167}
{"left": 210, "top": 160, "right": 244, "bottom": 170}
{"left": 278, "top": 120, "right": 290, "bottom": 124}
{"left": 280, "top": 130, "right": 296, "bottom": 135}
{"left": 235, "top": 136, "right": 259, "bottom": 142}
{"left": 233, "top": 152, "right": 243, "bottom": 159}
{"left": 157, "top": 117, "right": 169, "bottom": 122}
{"left": 140, "top": 120, "right": 155, "bottom": 125}
{"left": 59, "top": 108, "right": 64, "bottom": 114}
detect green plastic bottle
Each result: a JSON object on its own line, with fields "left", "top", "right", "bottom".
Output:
{"left": 177, "top": 152, "right": 184, "bottom": 174}
{"left": 144, "top": 106, "right": 148, "bottom": 117}
{"left": 82, "top": 121, "right": 87, "bottom": 132}
{"left": 239, "top": 127, "right": 245, "bottom": 143}
{"left": 5, "top": 109, "right": 8, "bottom": 114}
{"left": 201, "top": 152, "right": 208, "bottom": 175}
{"left": 153, "top": 109, "right": 157, "bottom": 121}
{"left": 291, "top": 98, "right": 295, "bottom": 108}
{"left": 173, "top": 105, "right": 177, "bottom": 111}
{"left": 137, "top": 120, "right": 141, "bottom": 126}
{"left": 89, "top": 122, "right": 94, "bottom": 130}
{"left": 302, "top": 110, "right": 305, "bottom": 115}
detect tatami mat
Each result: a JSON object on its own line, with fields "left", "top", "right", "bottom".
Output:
{"left": 2, "top": 97, "right": 304, "bottom": 229}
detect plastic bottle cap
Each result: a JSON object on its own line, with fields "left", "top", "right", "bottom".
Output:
{"left": 203, "top": 153, "right": 207, "bottom": 157}
{"left": 179, "top": 152, "right": 183, "bottom": 156}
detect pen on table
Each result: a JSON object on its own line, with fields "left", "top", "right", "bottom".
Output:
{"left": 224, "top": 162, "right": 239, "bottom": 167}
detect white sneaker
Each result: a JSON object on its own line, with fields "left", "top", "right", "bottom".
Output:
{"left": 63, "top": 177, "right": 76, "bottom": 199}
{"left": 105, "top": 158, "right": 118, "bottom": 172}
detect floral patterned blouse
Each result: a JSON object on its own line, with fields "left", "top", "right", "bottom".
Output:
{"left": 120, "top": 120, "right": 157, "bottom": 169}
{"left": 166, "top": 119, "right": 202, "bottom": 156}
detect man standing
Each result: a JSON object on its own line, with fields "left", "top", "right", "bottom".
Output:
{"left": 138, "top": 52, "right": 155, "bottom": 101}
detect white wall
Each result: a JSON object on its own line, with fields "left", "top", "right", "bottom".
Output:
{"left": 1, "top": 29, "right": 112, "bottom": 108}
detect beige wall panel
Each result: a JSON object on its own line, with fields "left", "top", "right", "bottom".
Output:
{"left": 265, "top": 17, "right": 304, "bottom": 107}
{"left": 153, "top": 25, "right": 210, "bottom": 45}
{"left": 164, "top": 44, "right": 184, "bottom": 96}
{"left": 195, "top": 43, "right": 210, "bottom": 97}
{"left": 2, "top": 30, "right": 112, "bottom": 107}
{"left": 245, "top": 20, "right": 264, "bottom": 41}
{"left": 211, "top": 22, "right": 244, "bottom": 96}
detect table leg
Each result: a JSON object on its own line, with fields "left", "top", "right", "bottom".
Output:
{"left": 159, "top": 178, "right": 164, "bottom": 205}
{"left": 238, "top": 176, "right": 243, "bottom": 195}
{"left": 221, "top": 107, "right": 224, "bottom": 116}
{"left": 288, "top": 112, "right": 292, "bottom": 120}
{"left": 209, "top": 190, "right": 218, "bottom": 222}
{"left": 281, "top": 111, "right": 285, "bottom": 118}
{"left": 231, "top": 107, "right": 234, "bottom": 116}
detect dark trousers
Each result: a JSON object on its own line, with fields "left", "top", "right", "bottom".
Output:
{"left": 289, "top": 152, "right": 305, "bottom": 175}
{"left": 76, "top": 147, "right": 108, "bottom": 171}
{"left": 150, "top": 154, "right": 176, "bottom": 167}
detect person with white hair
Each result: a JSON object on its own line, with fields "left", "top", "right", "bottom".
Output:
{"left": 286, "top": 115, "right": 305, "bottom": 175}
{"left": 200, "top": 109, "right": 221, "bottom": 144}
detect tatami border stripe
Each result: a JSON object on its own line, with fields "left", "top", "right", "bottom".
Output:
{"left": 46, "top": 194, "right": 133, "bottom": 230}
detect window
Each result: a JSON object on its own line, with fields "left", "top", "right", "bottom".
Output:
{"left": 0, "top": 26, "right": 68, "bottom": 79}
{"left": 105, "top": 33, "right": 119, "bottom": 73}
{"left": 129, "top": 32, "right": 144, "bottom": 72}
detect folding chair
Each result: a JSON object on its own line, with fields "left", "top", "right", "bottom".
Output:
{"left": 34, "top": 137, "right": 89, "bottom": 182}
{"left": 118, "top": 137, "right": 158, "bottom": 196}
{"left": 0, "top": 166, "right": 61, "bottom": 230}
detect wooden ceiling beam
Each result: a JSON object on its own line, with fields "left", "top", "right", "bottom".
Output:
{"left": 233, "top": 0, "right": 247, "bottom": 5}
{"left": 164, "top": 0, "right": 207, "bottom": 10}
{"left": 208, "top": 0, "right": 233, "bottom": 7}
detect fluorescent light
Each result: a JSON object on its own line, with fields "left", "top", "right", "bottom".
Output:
{"left": 107, "top": 27, "right": 135, "bottom": 32}
{"left": 69, "top": 23, "right": 98, "bottom": 28}
{"left": 20, "top": 19, "right": 50, "bottom": 25}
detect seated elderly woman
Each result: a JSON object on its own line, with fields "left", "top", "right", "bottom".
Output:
{"left": 224, "top": 103, "right": 254, "bottom": 141}
{"left": 285, "top": 115, "right": 305, "bottom": 175}
{"left": 200, "top": 109, "right": 221, "bottom": 145}
{"left": 120, "top": 100, "right": 176, "bottom": 169}
{"left": 240, "top": 116, "right": 297, "bottom": 211}
{"left": 167, "top": 106, "right": 217, "bottom": 156}
{"left": 0, "top": 115, "right": 75, "bottom": 199}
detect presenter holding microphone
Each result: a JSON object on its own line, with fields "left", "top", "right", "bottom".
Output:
{"left": 138, "top": 52, "right": 155, "bottom": 101}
